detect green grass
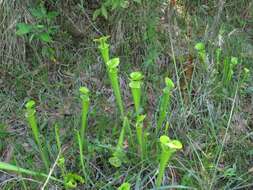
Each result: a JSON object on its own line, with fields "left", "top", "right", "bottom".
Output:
{"left": 0, "top": 0, "right": 253, "bottom": 189}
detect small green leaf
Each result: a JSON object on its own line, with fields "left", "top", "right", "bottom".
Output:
{"left": 30, "top": 6, "right": 47, "bottom": 19}
{"left": 38, "top": 33, "right": 52, "bottom": 43}
{"left": 101, "top": 5, "right": 108, "bottom": 19}
{"left": 93, "top": 9, "right": 101, "bottom": 20}
{"left": 111, "top": 0, "right": 120, "bottom": 9}
{"left": 47, "top": 11, "right": 59, "bottom": 20}
{"left": 42, "top": 47, "right": 55, "bottom": 59}
{"left": 16, "top": 23, "right": 32, "bottom": 36}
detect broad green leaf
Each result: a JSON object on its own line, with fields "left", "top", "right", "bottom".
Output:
{"left": 16, "top": 23, "right": 32, "bottom": 36}
{"left": 47, "top": 11, "right": 59, "bottom": 20}
{"left": 30, "top": 6, "right": 47, "bottom": 19}
{"left": 38, "top": 33, "right": 52, "bottom": 43}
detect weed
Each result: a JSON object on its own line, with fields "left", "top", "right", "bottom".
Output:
{"left": 93, "top": 0, "right": 141, "bottom": 20}
{"left": 16, "top": 3, "right": 58, "bottom": 60}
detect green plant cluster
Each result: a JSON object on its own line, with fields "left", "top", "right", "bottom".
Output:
{"left": 16, "top": 3, "right": 58, "bottom": 60}
{"left": 0, "top": 36, "right": 183, "bottom": 189}
{"left": 93, "top": 0, "right": 141, "bottom": 20}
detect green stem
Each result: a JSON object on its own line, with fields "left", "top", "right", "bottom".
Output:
{"left": 130, "top": 86, "right": 141, "bottom": 115}
{"left": 109, "top": 68, "right": 124, "bottom": 118}
{"left": 156, "top": 89, "right": 170, "bottom": 134}
{"left": 77, "top": 131, "right": 92, "bottom": 185}
{"left": 215, "top": 48, "right": 221, "bottom": 70}
{"left": 115, "top": 117, "right": 128, "bottom": 153}
{"left": 79, "top": 87, "right": 90, "bottom": 148}
{"left": 156, "top": 150, "right": 172, "bottom": 187}
{"left": 136, "top": 115, "right": 145, "bottom": 161}
{"left": 54, "top": 124, "right": 66, "bottom": 177}
{"left": 129, "top": 72, "right": 143, "bottom": 117}
{"left": 81, "top": 99, "right": 89, "bottom": 142}
{"left": 0, "top": 161, "right": 63, "bottom": 183}
{"left": 136, "top": 124, "right": 144, "bottom": 161}
{"left": 25, "top": 101, "right": 49, "bottom": 172}
{"left": 99, "top": 44, "right": 110, "bottom": 65}
{"left": 156, "top": 136, "right": 182, "bottom": 187}
{"left": 143, "top": 131, "right": 149, "bottom": 159}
